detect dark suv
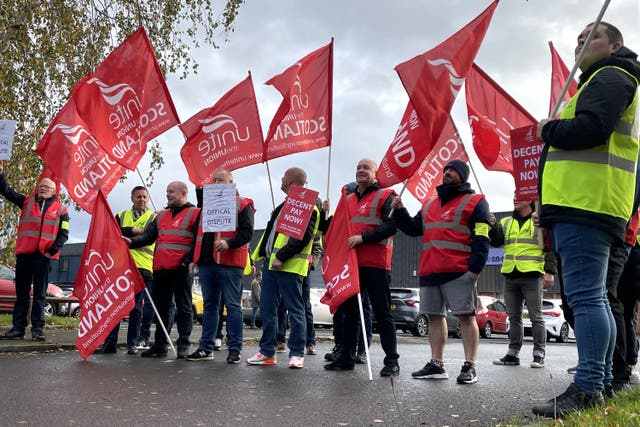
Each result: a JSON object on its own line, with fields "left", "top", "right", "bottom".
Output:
{"left": 386, "top": 288, "right": 428, "bottom": 337}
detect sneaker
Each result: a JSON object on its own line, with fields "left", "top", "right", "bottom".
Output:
{"left": 530, "top": 356, "right": 545, "bottom": 368}
{"left": 141, "top": 346, "right": 168, "bottom": 358}
{"left": 1, "top": 329, "right": 25, "bottom": 340}
{"left": 412, "top": 362, "right": 449, "bottom": 379}
{"left": 567, "top": 364, "right": 577, "bottom": 374}
{"left": 276, "top": 341, "right": 286, "bottom": 353}
{"left": 289, "top": 356, "right": 304, "bottom": 369}
{"left": 306, "top": 345, "right": 317, "bottom": 355}
{"left": 226, "top": 349, "right": 241, "bottom": 364}
{"left": 31, "top": 330, "right": 46, "bottom": 341}
{"left": 380, "top": 363, "right": 400, "bottom": 377}
{"left": 127, "top": 346, "right": 138, "bottom": 355}
{"left": 94, "top": 343, "right": 117, "bottom": 354}
{"left": 176, "top": 347, "right": 190, "bottom": 359}
{"left": 246, "top": 352, "right": 277, "bottom": 365}
{"left": 324, "top": 360, "right": 355, "bottom": 371}
{"left": 532, "top": 383, "right": 604, "bottom": 418}
{"left": 456, "top": 364, "right": 478, "bottom": 384}
{"left": 493, "top": 354, "right": 520, "bottom": 366}
{"left": 136, "top": 340, "right": 150, "bottom": 350}
{"left": 324, "top": 345, "right": 342, "bottom": 361}
{"left": 630, "top": 366, "right": 639, "bottom": 385}
{"left": 355, "top": 352, "right": 367, "bottom": 364}
{"left": 186, "top": 349, "right": 214, "bottom": 361}
{"left": 214, "top": 338, "right": 222, "bottom": 351}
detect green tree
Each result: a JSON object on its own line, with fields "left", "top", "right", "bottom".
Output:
{"left": 0, "top": 0, "right": 245, "bottom": 264}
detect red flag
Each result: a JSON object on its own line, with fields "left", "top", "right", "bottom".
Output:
{"left": 406, "top": 116, "right": 469, "bottom": 203}
{"left": 320, "top": 189, "right": 360, "bottom": 314}
{"left": 264, "top": 39, "right": 333, "bottom": 161}
{"left": 36, "top": 103, "right": 127, "bottom": 213}
{"left": 72, "top": 27, "right": 180, "bottom": 170}
{"left": 73, "top": 191, "right": 145, "bottom": 359}
{"left": 548, "top": 41, "right": 578, "bottom": 117}
{"left": 180, "top": 73, "right": 264, "bottom": 186}
{"left": 466, "top": 63, "right": 537, "bottom": 173}
{"left": 390, "top": 1, "right": 497, "bottom": 181}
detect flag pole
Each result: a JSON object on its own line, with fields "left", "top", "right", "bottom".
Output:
{"left": 356, "top": 293, "right": 373, "bottom": 381}
{"left": 265, "top": 161, "right": 276, "bottom": 211}
{"left": 468, "top": 159, "right": 484, "bottom": 195}
{"left": 135, "top": 166, "right": 158, "bottom": 211}
{"left": 548, "top": 0, "right": 611, "bottom": 119}
{"left": 326, "top": 145, "right": 332, "bottom": 200}
{"left": 387, "top": 180, "right": 408, "bottom": 218}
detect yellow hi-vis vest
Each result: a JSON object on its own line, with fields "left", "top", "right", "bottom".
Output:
{"left": 542, "top": 66, "right": 639, "bottom": 221}
{"left": 118, "top": 209, "right": 156, "bottom": 272}
{"left": 251, "top": 206, "right": 320, "bottom": 277}
{"left": 499, "top": 217, "right": 545, "bottom": 275}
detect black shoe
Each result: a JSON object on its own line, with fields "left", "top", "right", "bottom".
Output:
{"left": 412, "top": 362, "right": 449, "bottom": 379}
{"left": 186, "top": 348, "right": 214, "bottom": 361}
{"left": 226, "top": 349, "right": 241, "bottom": 364}
{"left": 2, "top": 329, "right": 25, "bottom": 340}
{"left": 136, "top": 340, "right": 150, "bottom": 350}
{"left": 324, "top": 345, "right": 342, "bottom": 362}
{"left": 493, "top": 354, "right": 520, "bottom": 366}
{"left": 31, "top": 330, "right": 46, "bottom": 341}
{"left": 324, "top": 360, "right": 355, "bottom": 371}
{"left": 610, "top": 381, "right": 631, "bottom": 396}
{"left": 456, "top": 364, "right": 478, "bottom": 384}
{"left": 355, "top": 352, "right": 367, "bottom": 364}
{"left": 380, "top": 363, "right": 400, "bottom": 377}
{"left": 127, "top": 346, "right": 138, "bottom": 355}
{"left": 94, "top": 343, "right": 117, "bottom": 354}
{"left": 141, "top": 346, "right": 168, "bottom": 358}
{"left": 532, "top": 383, "right": 604, "bottom": 418}
{"left": 530, "top": 356, "right": 545, "bottom": 368}
{"left": 176, "top": 347, "right": 190, "bottom": 359}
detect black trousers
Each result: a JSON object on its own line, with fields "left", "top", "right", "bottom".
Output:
{"left": 152, "top": 266, "right": 193, "bottom": 349}
{"left": 13, "top": 253, "right": 50, "bottom": 332}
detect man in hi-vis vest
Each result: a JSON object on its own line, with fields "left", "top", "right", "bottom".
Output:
{"left": 94, "top": 186, "right": 156, "bottom": 355}
{"left": 0, "top": 160, "right": 69, "bottom": 341}
{"left": 534, "top": 22, "right": 640, "bottom": 418}
{"left": 489, "top": 199, "right": 556, "bottom": 369}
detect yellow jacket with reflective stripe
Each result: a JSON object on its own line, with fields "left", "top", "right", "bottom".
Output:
{"left": 499, "top": 217, "right": 544, "bottom": 275}
{"left": 117, "top": 209, "right": 156, "bottom": 272}
{"left": 541, "top": 66, "right": 639, "bottom": 222}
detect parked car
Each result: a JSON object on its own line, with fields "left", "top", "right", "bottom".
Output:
{"left": 241, "top": 288, "right": 334, "bottom": 328}
{"left": 523, "top": 298, "right": 574, "bottom": 343}
{"left": 192, "top": 280, "right": 204, "bottom": 324}
{"left": 446, "top": 295, "right": 509, "bottom": 338}
{"left": 371, "top": 288, "right": 429, "bottom": 337}
{"left": 0, "top": 264, "right": 66, "bottom": 317}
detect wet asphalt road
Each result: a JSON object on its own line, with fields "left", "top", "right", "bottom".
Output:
{"left": 0, "top": 329, "right": 580, "bottom": 427}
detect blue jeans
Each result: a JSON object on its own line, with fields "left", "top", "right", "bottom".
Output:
{"left": 259, "top": 264, "right": 306, "bottom": 357}
{"left": 250, "top": 307, "right": 260, "bottom": 327}
{"left": 302, "top": 274, "right": 316, "bottom": 347}
{"left": 138, "top": 276, "right": 154, "bottom": 342}
{"left": 198, "top": 264, "right": 243, "bottom": 352}
{"left": 552, "top": 223, "right": 615, "bottom": 394}
{"left": 106, "top": 291, "right": 143, "bottom": 346}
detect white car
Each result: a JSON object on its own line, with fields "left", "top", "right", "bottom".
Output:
{"left": 309, "top": 288, "right": 333, "bottom": 326}
{"left": 523, "top": 298, "right": 574, "bottom": 343}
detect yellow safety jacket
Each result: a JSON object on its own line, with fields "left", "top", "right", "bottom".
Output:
{"left": 117, "top": 209, "right": 155, "bottom": 272}
{"left": 499, "top": 216, "right": 544, "bottom": 275}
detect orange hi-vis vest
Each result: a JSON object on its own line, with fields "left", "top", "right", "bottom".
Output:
{"left": 420, "top": 193, "right": 484, "bottom": 276}
{"left": 193, "top": 196, "right": 254, "bottom": 268}
{"left": 347, "top": 188, "right": 394, "bottom": 270}
{"left": 16, "top": 196, "right": 67, "bottom": 259}
{"left": 153, "top": 206, "right": 199, "bottom": 271}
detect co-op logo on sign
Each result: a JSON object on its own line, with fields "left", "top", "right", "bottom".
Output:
{"left": 427, "top": 58, "right": 465, "bottom": 99}
{"left": 51, "top": 124, "right": 119, "bottom": 198}
{"left": 87, "top": 78, "right": 168, "bottom": 159}
{"left": 197, "top": 114, "right": 250, "bottom": 167}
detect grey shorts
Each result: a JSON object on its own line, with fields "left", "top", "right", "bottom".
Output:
{"left": 420, "top": 272, "right": 478, "bottom": 316}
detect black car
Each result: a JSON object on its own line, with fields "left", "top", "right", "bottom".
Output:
{"left": 387, "top": 288, "right": 428, "bottom": 337}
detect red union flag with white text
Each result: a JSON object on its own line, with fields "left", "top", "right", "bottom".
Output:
{"left": 73, "top": 191, "right": 145, "bottom": 359}
{"left": 180, "top": 73, "right": 264, "bottom": 186}
{"left": 406, "top": 116, "right": 469, "bottom": 203}
{"left": 36, "top": 102, "right": 127, "bottom": 213}
{"left": 548, "top": 41, "right": 578, "bottom": 117}
{"left": 389, "top": 1, "right": 497, "bottom": 184}
{"left": 466, "top": 63, "right": 537, "bottom": 173}
{"left": 264, "top": 39, "right": 333, "bottom": 160}
{"left": 72, "top": 27, "right": 180, "bottom": 170}
{"left": 320, "top": 189, "right": 360, "bottom": 314}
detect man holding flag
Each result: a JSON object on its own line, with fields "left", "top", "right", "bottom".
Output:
{"left": 324, "top": 158, "right": 400, "bottom": 377}
{"left": 392, "top": 160, "right": 490, "bottom": 384}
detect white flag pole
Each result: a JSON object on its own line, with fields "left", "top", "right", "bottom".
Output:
{"left": 357, "top": 293, "right": 373, "bottom": 381}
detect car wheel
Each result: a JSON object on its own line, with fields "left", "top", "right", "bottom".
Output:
{"left": 481, "top": 322, "right": 492, "bottom": 338}
{"left": 44, "top": 302, "right": 56, "bottom": 317}
{"left": 556, "top": 322, "right": 570, "bottom": 343}
{"left": 412, "top": 315, "right": 429, "bottom": 337}
{"left": 453, "top": 325, "right": 462, "bottom": 339}
{"left": 72, "top": 307, "right": 81, "bottom": 318}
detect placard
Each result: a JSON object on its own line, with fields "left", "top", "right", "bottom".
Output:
{"left": 275, "top": 185, "right": 319, "bottom": 240}
{"left": 202, "top": 183, "right": 237, "bottom": 232}
{"left": 0, "top": 120, "right": 17, "bottom": 160}
{"left": 510, "top": 124, "right": 543, "bottom": 201}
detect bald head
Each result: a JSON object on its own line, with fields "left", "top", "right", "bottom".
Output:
{"left": 166, "top": 181, "right": 188, "bottom": 207}
{"left": 213, "top": 169, "right": 233, "bottom": 184}
{"left": 281, "top": 167, "right": 307, "bottom": 194}
{"left": 355, "top": 158, "right": 377, "bottom": 192}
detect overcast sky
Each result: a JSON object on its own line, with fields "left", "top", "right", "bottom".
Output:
{"left": 64, "top": 0, "right": 640, "bottom": 242}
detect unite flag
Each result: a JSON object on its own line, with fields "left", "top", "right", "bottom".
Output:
{"left": 382, "top": 1, "right": 498, "bottom": 186}
{"left": 466, "top": 63, "right": 537, "bottom": 173}
{"left": 263, "top": 39, "right": 333, "bottom": 161}
{"left": 320, "top": 189, "right": 360, "bottom": 314}
{"left": 73, "top": 191, "right": 145, "bottom": 359}
{"left": 548, "top": 41, "right": 578, "bottom": 117}
{"left": 180, "top": 73, "right": 264, "bottom": 186}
